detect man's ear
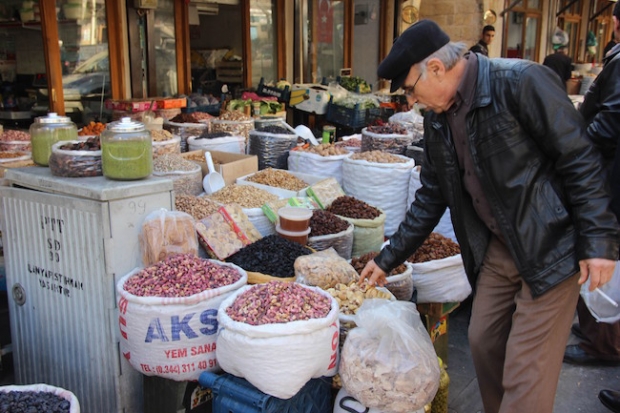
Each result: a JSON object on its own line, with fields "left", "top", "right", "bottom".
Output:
{"left": 615, "top": 16, "right": 620, "bottom": 36}
{"left": 426, "top": 58, "right": 445, "bottom": 77}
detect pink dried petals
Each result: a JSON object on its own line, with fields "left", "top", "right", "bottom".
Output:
{"left": 226, "top": 281, "right": 331, "bottom": 325}
{"left": 124, "top": 253, "right": 241, "bottom": 297}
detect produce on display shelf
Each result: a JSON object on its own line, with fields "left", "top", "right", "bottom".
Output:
{"left": 294, "top": 248, "right": 359, "bottom": 289}
{"left": 207, "top": 184, "right": 279, "bottom": 209}
{"left": 309, "top": 210, "right": 349, "bottom": 236}
{"left": 169, "top": 112, "right": 213, "bottom": 123}
{"left": 78, "top": 121, "right": 106, "bottom": 136}
{"left": 326, "top": 196, "right": 381, "bottom": 220}
{"left": 245, "top": 168, "right": 308, "bottom": 191}
{"left": 407, "top": 232, "right": 461, "bottom": 263}
{"left": 174, "top": 194, "right": 221, "bottom": 220}
{"left": 0, "top": 129, "right": 31, "bottom": 152}
{"left": 306, "top": 178, "right": 346, "bottom": 209}
{"left": 332, "top": 93, "right": 379, "bottom": 109}
{"left": 325, "top": 280, "right": 394, "bottom": 316}
{"left": 295, "top": 143, "right": 349, "bottom": 156}
{"left": 338, "top": 76, "right": 372, "bottom": 94}
{"left": 48, "top": 137, "right": 102, "bottom": 178}
{"left": 152, "top": 153, "right": 203, "bottom": 196}
{"left": 350, "top": 150, "right": 409, "bottom": 163}
{"left": 225, "top": 280, "right": 332, "bottom": 325}
{"left": 123, "top": 254, "right": 241, "bottom": 297}
{"left": 226, "top": 234, "right": 313, "bottom": 279}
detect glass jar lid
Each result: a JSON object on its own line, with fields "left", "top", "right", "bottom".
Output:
{"left": 35, "top": 112, "right": 72, "bottom": 124}
{"left": 106, "top": 117, "right": 146, "bottom": 133}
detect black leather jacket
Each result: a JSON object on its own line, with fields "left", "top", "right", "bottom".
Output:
{"left": 375, "top": 55, "right": 620, "bottom": 297}
{"left": 579, "top": 44, "right": 620, "bottom": 221}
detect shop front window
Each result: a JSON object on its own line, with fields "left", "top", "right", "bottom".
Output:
{"left": 503, "top": 0, "right": 542, "bottom": 62}
{"left": 153, "top": 0, "right": 177, "bottom": 97}
{"left": 250, "top": 0, "right": 277, "bottom": 86}
{"left": 56, "top": 0, "right": 110, "bottom": 124}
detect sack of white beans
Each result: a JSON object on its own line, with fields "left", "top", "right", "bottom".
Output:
{"left": 216, "top": 281, "right": 340, "bottom": 399}
{"left": 116, "top": 254, "right": 247, "bottom": 381}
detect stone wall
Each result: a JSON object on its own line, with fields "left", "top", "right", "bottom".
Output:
{"left": 419, "top": 0, "right": 484, "bottom": 50}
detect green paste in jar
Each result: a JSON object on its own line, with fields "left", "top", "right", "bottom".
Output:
{"left": 31, "top": 127, "right": 76, "bottom": 166}
{"left": 101, "top": 139, "right": 153, "bottom": 180}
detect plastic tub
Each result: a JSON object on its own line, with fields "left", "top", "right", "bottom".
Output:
{"left": 278, "top": 206, "right": 313, "bottom": 232}
{"left": 0, "top": 140, "right": 31, "bottom": 152}
{"left": 276, "top": 225, "right": 311, "bottom": 245}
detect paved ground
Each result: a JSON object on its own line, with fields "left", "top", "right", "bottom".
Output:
{"left": 447, "top": 302, "right": 620, "bottom": 413}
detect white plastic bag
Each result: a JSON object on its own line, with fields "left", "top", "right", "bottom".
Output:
{"left": 552, "top": 26, "right": 569, "bottom": 46}
{"left": 187, "top": 135, "right": 246, "bottom": 154}
{"left": 408, "top": 166, "right": 456, "bottom": 242}
{"left": 288, "top": 150, "right": 352, "bottom": 185}
{"left": 580, "top": 261, "right": 620, "bottom": 323}
{"left": 343, "top": 156, "right": 415, "bottom": 236}
{"left": 308, "top": 223, "right": 354, "bottom": 260}
{"left": 339, "top": 300, "right": 440, "bottom": 412}
{"left": 116, "top": 262, "right": 248, "bottom": 381}
{"left": 410, "top": 254, "right": 471, "bottom": 303}
{"left": 139, "top": 209, "right": 198, "bottom": 266}
{"left": 0, "top": 384, "right": 80, "bottom": 413}
{"left": 216, "top": 284, "right": 340, "bottom": 399}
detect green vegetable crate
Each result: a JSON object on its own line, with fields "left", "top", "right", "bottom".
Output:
{"left": 257, "top": 78, "right": 291, "bottom": 103}
{"left": 325, "top": 97, "right": 367, "bottom": 129}
{"left": 198, "top": 372, "right": 332, "bottom": 413}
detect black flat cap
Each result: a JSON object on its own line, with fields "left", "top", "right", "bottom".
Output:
{"left": 378, "top": 20, "right": 450, "bottom": 93}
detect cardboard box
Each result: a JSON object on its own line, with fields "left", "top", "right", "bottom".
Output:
{"left": 289, "top": 84, "right": 331, "bottom": 115}
{"left": 182, "top": 150, "right": 258, "bottom": 186}
{"left": 417, "top": 301, "right": 460, "bottom": 318}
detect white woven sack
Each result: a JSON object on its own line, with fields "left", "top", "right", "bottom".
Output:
{"left": 410, "top": 254, "right": 471, "bottom": 303}
{"left": 116, "top": 263, "right": 248, "bottom": 381}
{"left": 187, "top": 135, "right": 246, "bottom": 154}
{"left": 408, "top": 166, "right": 456, "bottom": 242}
{"left": 243, "top": 206, "right": 275, "bottom": 236}
{"left": 216, "top": 285, "right": 340, "bottom": 399}
{"left": 342, "top": 156, "right": 415, "bottom": 236}
{"left": 308, "top": 223, "right": 354, "bottom": 259}
{"left": 288, "top": 150, "right": 352, "bottom": 185}
{"left": 0, "top": 384, "right": 80, "bottom": 413}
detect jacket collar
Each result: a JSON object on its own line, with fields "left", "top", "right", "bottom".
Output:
{"left": 604, "top": 43, "right": 620, "bottom": 65}
{"left": 472, "top": 54, "right": 492, "bottom": 109}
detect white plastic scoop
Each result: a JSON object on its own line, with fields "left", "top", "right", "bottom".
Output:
{"left": 294, "top": 124, "right": 320, "bottom": 146}
{"left": 202, "top": 151, "right": 225, "bottom": 195}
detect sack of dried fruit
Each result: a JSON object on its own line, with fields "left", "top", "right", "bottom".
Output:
{"left": 339, "top": 300, "right": 440, "bottom": 413}
{"left": 216, "top": 281, "right": 340, "bottom": 399}
{"left": 407, "top": 233, "right": 471, "bottom": 303}
{"left": 116, "top": 254, "right": 248, "bottom": 381}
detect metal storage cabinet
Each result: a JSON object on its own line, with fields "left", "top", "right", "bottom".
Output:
{"left": 0, "top": 167, "right": 174, "bottom": 413}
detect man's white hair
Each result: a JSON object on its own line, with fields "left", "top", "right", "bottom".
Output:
{"left": 418, "top": 42, "right": 468, "bottom": 78}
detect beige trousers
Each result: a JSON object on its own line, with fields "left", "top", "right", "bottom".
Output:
{"left": 468, "top": 236, "right": 580, "bottom": 413}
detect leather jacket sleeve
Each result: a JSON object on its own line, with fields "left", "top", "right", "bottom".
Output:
{"left": 580, "top": 52, "right": 620, "bottom": 161}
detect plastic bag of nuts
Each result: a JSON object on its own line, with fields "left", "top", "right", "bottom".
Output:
{"left": 339, "top": 299, "right": 440, "bottom": 413}
{"left": 216, "top": 281, "right": 340, "bottom": 399}
{"left": 139, "top": 209, "right": 198, "bottom": 266}
{"left": 294, "top": 248, "right": 359, "bottom": 289}
{"left": 151, "top": 130, "right": 181, "bottom": 158}
{"left": 308, "top": 210, "right": 354, "bottom": 260}
{"left": 116, "top": 255, "right": 248, "bottom": 381}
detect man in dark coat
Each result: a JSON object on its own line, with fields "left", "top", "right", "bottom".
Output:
{"left": 367, "top": 19, "right": 619, "bottom": 413}
{"left": 469, "top": 25, "right": 495, "bottom": 56}
{"left": 543, "top": 44, "right": 573, "bottom": 87}
{"left": 565, "top": 2, "right": 620, "bottom": 412}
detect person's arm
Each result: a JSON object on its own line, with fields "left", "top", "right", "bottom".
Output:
{"left": 518, "top": 64, "right": 619, "bottom": 288}
{"left": 581, "top": 56, "right": 620, "bottom": 158}
{"left": 360, "top": 127, "right": 448, "bottom": 286}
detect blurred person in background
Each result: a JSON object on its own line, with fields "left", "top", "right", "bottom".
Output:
{"left": 469, "top": 25, "right": 495, "bottom": 56}
{"left": 543, "top": 44, "right": 572, "bottom": 88}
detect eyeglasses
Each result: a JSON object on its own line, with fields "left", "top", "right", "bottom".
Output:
{"left": 403, "top": 73, "right": 423, "bottom": 97}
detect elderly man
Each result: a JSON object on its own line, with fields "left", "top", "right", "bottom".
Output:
{"left": 362, "top": 20, "right": 619, "bottom": 413}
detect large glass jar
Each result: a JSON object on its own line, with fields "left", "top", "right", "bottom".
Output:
{"left": 101, "top": 117, "right": 153, "bottom": 180}
{"left": 30, "top": 112, "right": 78, "bottom": 166}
